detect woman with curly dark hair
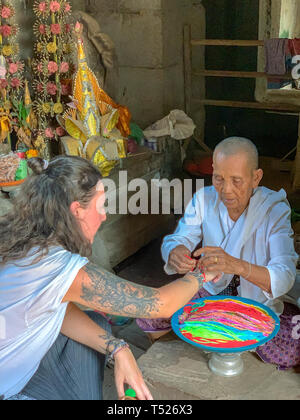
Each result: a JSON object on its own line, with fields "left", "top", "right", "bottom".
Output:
{"left": 0, "top": 155, "right": 217, "bottom": 401}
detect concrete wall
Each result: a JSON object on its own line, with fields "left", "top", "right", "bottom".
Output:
{"left": 86, "top": 0, "right": 205, "bottom": 128}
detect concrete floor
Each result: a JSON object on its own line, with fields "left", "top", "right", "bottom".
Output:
{"left": 103, "top": 237, "right": 300, "bottom": 401}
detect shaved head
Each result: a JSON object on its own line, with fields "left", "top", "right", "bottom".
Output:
{"left": 214, "top": 137, "right": 259, "bottom": 171}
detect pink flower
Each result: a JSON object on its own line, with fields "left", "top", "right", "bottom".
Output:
{"left": 61, "top": 82, "right": 71, "bottom": 96}
{"left": 56, "top": 126, "right": 65, "bottom": 136}
{"left": 45, "top": 127, "right": 54, "bottom": 138}
{"left": 50, "top": 23, "right": 61, "bottom": 35}
{"left": 65, "top": 2, "right": 71, "bottom": 12}
{"left": 37, "top": 83, "right": 44, "bottom": 92}
{"left": 10, "top": 78, "right": 21, "bottom": 88}
{"left": 47, "top": 82, "right": 57, "bottom": 95}
{"left": 0, "top": 79, "right": 8, "bottom": 89}
{"left": 48, "top": 61, "right": 58, "bottom": 74}
{"left": 39, "top": 24, "right": 46, "bottom": 34}
{"left": 8, "top": 62, "right": 18, "bottom": 74}
{"left": 75, "top": 22, "right": 82, "bottom": 33}
{"left": 1, "top": 6, "right": 12, "bottom": 19}
{"left": 60, "top": 62, "right": 69, "bottom": 73}
{"left": 38, "top": 2, "right": 47, "bottom": 13}
{"left": 37, "top": 62, "right": 43, "bottom": 72}
{"left": 1, "top": 25, "right": 12, "bottom": 37}
{"left": 49, "top": 1, "right": 60, "bottom": 12}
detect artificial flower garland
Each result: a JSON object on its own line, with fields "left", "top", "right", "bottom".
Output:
{"left": 0, "top": 0, "right": 24, "bottom": 109}
{"left": 32, "top": 0, "right": 75, "bottom": 141}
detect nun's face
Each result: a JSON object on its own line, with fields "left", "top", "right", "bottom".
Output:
{"left": 212, "top": 152, "right": 263, "bottom": 220}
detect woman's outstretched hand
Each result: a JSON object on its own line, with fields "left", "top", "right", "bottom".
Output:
{"left": 114, "top": 347, "right": 153, "bottom": 401}
{"left": 203, "top": 270, "right": 223, "bottom": 284}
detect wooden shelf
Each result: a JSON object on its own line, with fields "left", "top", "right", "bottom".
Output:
{"left": 194, "top": 70, "right": 292, "bottom": 80}
{"left": 196, "top": 99, "right": 300, "bottom": 112}
{"left": 191, "top": 39, "right": 265, "bottom": 47}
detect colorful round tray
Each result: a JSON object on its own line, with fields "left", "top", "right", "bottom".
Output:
{"left": 171, "top": 296, "right": 280, "bottom": 354}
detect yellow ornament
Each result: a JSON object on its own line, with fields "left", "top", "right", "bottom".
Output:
{"left": 47, "top": 42, "right": 57, "bottom": 54}
{"left": 42, "top": 103, "right": 51, "bottom": 114}
{"left": 26, "top": 149, "right": 39, "bottom": 159}
{"left": 63, "top": 44, "right": 72, "bottom": 54}
{"left": 53, "top": 103, "right": 64, "bottom": 114}
{"left": 36, "top": 43, "right": 43, "bottom": 53}
{"left": 2, "top": 46, "right": 13, "bottom": 56}
{"left": 92, "top": 148, "right": 117, "bottom": 177}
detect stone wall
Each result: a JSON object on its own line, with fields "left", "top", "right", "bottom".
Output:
{"left": 85, "top": 0, "right": 205, "bottom": 129}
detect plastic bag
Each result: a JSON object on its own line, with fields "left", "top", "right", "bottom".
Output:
{"left": 143, "top": 110, "right": 196, "bottom": 140}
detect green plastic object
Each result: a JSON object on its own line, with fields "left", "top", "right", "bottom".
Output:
{"left": 129, "top": 123, "right": 144, "bottom": 145}
{"left": 125, "top": 389, "right": 137, "bottom": 399}
{"left": 15, "top": 159, "right": 28, "bottom": 181}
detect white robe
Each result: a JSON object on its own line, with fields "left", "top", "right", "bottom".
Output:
{"left": 162, "top": 186, "right": 298, "bottom": 316}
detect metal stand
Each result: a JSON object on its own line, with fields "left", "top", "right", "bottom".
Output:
{"left": 208, "top": 352, "right": 244, "bottom": 377}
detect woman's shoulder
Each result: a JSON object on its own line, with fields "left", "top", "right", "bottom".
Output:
{"left": 1, "top": 246, "right": 88, "bottom": 278}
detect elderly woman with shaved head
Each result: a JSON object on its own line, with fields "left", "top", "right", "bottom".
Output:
{"left": 137, "top": 137, "right": 300, "bottom": 371}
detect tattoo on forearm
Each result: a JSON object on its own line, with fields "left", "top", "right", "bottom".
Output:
{"left": 98, "top": 331, "right": 120, "bottom": 354}
{"left": 81, "top": 263, "right": 162, "bottom": 318}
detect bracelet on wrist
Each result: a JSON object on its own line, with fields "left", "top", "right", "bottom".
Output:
{"left": 188, "top": 267, "right": 206, "bottom": 287}
{"left": 106, "top": 339, "right": 129, "bottom": 365}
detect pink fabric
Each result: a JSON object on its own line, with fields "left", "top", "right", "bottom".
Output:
{"left": 288, "top": 38, "right": 300, "bottom": 56}
{"left": 265, "top": 38, "right": 288, "bottom": 75}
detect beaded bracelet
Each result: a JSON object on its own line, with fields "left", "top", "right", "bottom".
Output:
{"left": 189, "top": 266, "right": 206, "bottom": 286}
{"left": 107, "top": 339, "right": 130, "bottom": 365}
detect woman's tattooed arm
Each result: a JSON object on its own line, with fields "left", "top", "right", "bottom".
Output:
{"left": 63, "top": 262, "right": 206, "bottom": 319}
{"left": 79, "top": 263, "right": 163, "bottom": 318}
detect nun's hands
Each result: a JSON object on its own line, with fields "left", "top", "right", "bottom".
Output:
{"left": 194, "top": 247, "right": 241, "bottom": 275}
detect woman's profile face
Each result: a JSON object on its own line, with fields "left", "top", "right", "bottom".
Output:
{"left": 71, "top": 181, "right": 107, "bottom": 244}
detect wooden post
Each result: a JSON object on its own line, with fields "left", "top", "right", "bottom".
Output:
{"left": 182, "top": 25, "right": 192, "bottom": 160}
{"left": 183, "top": 24, "right": 192, "bottom": 116}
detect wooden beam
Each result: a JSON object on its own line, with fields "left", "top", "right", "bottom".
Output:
{"left": 193, "top": 135, "right": 213, "bottom": 153}
{"left": 191, "top": 39, "right": 265, "bottom": 47}
{"left": 194, "top": 70, "right": 292, "bottom": 80}
{"left": 196, "top": 99, "right": 300, "bottom": 113}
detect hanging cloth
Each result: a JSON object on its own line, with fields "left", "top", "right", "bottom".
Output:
{"left": 265, "top": 38, "right": 288, "bottom": 75}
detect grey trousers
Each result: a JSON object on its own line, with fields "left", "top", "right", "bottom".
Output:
{"left": 21, "top": 311, "right": 111, "bottom": 401}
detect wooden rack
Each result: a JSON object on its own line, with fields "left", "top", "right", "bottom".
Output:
{"left": 183, "top": 25, "right": 300, "bottom": 190}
